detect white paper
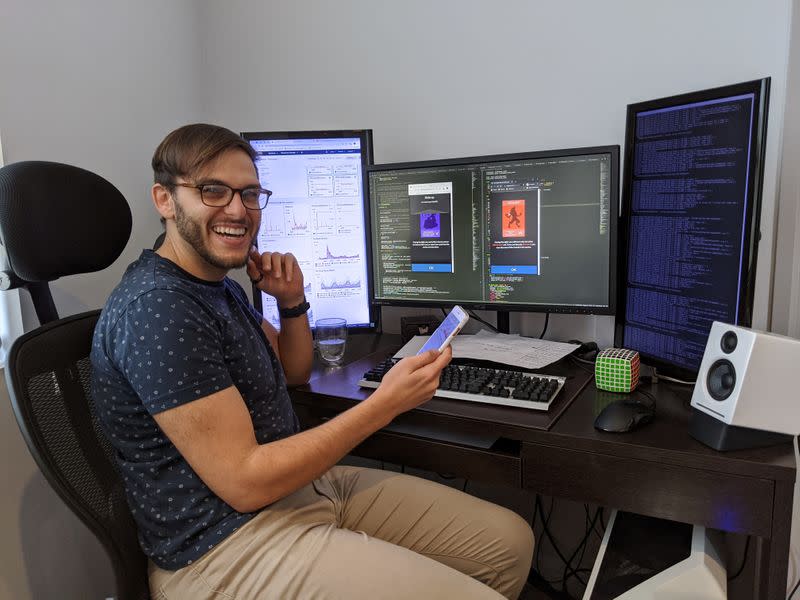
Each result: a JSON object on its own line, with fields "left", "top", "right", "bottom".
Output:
{"left": 394, "top": 330, "right": 579, "bottom": 370}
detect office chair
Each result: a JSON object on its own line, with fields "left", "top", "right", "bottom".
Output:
{"left": 0, "top": 161, "right": 148, "bottom": 600}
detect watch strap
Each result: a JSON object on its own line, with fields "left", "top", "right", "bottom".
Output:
{"left": 278, "top": 296, "right": 310, "bottom": 319}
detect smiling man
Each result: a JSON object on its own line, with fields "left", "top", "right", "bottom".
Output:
{"left": 90, "top": 124, "right": 533, "bottom": 600}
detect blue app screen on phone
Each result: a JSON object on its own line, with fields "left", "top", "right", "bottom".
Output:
{"left": 417, "top": 310, "right": 462, "bottom": 355}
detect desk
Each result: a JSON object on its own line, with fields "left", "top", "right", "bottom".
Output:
{"left": 290, "top": 334, "right": 796, "bottom": 599}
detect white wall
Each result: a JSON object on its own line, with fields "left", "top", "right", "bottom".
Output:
{"left": 0, "top": 0, "right": 206, "bottom": 323}
{"left": 0, "top": 1, "right": 205, "bottom": 597}
{"left": 197, "top": 0, "right": 793, "bottom": 346}
{"left": 773, "top": 0, "right": 800, "bottom": 338}
{"left": 0, "top": 1, "right": 796, "bottom": 598}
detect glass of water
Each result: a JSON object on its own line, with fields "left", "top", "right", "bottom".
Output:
{"left": 315, "top": 317, "right": 347, "bottom": 365}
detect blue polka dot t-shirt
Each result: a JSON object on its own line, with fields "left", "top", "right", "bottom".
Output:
{"left": 90, "top": 250, "right": 299, "bottom": 569}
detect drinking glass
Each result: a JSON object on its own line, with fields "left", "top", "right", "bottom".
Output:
{"left": 315, "top": 317, "right": 347, "bottom": 365}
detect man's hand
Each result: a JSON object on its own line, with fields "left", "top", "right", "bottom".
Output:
{"left": 247, "top": 247, "right": 305, "bottom": 307}
{"left": 370, "top": 347, "right": 452, "bottom": 420}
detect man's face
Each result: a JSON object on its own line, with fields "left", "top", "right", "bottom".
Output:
{"left": 171, "top": 149, "right": 262, "bottom": 274}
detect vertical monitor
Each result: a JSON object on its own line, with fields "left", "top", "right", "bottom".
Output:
{"left": 368, "top": 146, "right": 618, "bottom": 314}
{"left": 616, "top": 78, "right": 770, "bottom": 378}
{"left": 242, "top": 130, "right": 376, "bottom": 330}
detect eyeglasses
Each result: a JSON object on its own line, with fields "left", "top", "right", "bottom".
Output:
{"left": 174, "top": 182, "right": 272, "bottom": 210}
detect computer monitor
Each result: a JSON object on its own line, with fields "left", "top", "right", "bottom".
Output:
{"left": 241, "top": 129, "right": 376, "bottom": 330}
{"left": 367, "top": 146, "right": 619, "bottom": 323}
{"left": 615, "top": 78, "right": 770, "bottom": 379}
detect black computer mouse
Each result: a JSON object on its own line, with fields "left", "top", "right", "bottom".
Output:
{"left": 594, "top": 400, "right": 654, "bottom": 433}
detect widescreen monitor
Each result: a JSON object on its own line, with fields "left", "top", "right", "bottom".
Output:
{"left": 242, "top": 130, "right": 376, "bottom": 330}
{"left": 367, "top": 146, "right": 619, "bottom": 316}
{"left": 615, "top": 78, "right": 770, "bottom": 378}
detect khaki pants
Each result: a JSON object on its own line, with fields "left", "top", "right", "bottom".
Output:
{"left": 149, "top": 466, "right": 534, "bottom": 599}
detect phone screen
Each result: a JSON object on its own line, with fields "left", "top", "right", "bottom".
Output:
{"left": 416, "top": 308, "right": 466, "bottom": 354}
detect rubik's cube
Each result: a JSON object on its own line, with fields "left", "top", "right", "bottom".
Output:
{"left": 595, "top": 348, "right": 640, "bottom": 392}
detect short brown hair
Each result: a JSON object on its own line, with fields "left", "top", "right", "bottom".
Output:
{"left": 152, "top": 123, "right": 256, "bottom": 189}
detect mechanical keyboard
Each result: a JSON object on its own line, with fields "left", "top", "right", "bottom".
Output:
{"left": 358, "top": 357, "right": 566, "bottom": 411}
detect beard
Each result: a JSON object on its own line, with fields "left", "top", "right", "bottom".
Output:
{"left": 173, "top": 199, "right": 253, "bottom": 270}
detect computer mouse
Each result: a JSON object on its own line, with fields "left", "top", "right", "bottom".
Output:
{"left": 594, "top": 400, "right": 654, "bottom": 433}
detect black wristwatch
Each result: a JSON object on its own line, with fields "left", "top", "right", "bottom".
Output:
{"left": 278, "top": 296, "right": 310, "bottom": 319}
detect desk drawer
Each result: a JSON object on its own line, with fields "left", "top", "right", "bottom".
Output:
{"left": 295, "top": 404, "right": 521, "bottom": 487}
{"left": 521, "top": 443, "right": 774, "bottom": 537}
{"left": 355, "top": 430, "right": 520, "bottom": 487}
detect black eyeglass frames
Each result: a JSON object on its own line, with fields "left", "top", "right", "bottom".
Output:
{"left": 174, "top": 182, "right": 272, "bottom": 210}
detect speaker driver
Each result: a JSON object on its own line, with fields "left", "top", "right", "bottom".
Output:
{"left": 721, "top": 331, "right": 738, "bottom": 354}
{"left": 707, "top": 359, "right": 736, "bottom": 401}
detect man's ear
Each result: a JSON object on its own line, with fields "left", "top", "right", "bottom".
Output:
{"left": 152, "top": 183, "right": 175, "bottom": 220}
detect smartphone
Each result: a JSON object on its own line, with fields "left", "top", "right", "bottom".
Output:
{"left": 416, "top": 305, "right": 469, "bottom": 355}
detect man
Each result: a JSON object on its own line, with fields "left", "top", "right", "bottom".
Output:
{"left": 91, "top": 123, "right": 533, "bottom": 599}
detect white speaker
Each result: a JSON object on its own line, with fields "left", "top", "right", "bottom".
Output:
{"left": 689, "top": 321, "right": 800, "bottom": 451}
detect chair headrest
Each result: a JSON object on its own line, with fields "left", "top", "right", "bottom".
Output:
{"left": 0, "top": 161, "right": 132, "bottom": 282}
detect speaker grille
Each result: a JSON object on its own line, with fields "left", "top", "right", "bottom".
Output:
{"left": 707, "top": 359, "right": 736, "bottom": 401}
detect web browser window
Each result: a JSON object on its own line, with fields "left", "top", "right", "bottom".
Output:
{"left": 248, "top": 135, "right": 373, "bottom": 329}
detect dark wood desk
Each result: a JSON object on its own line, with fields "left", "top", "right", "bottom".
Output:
{"left": 290, "top": 334, "right": 796, "bottom": 599}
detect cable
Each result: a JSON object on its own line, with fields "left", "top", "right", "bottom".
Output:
{"left": 574, "top": 509, "right": 603, "bottom": 595}
{"left": 569, "top": 356, "right": 596, "bottom": 374}
{"left": 526, "top": 570, "right": 575, "bottom": 600}
{"left": 535, "top": 496, "right": 587, "bottom": 587}
{"left": 789, "top": 575, "right": 800, "bottom": 600}
{"left": 573, "top": 508, "right": 602, "bottom": 583}
{"left": 570, "top": 354, "right": 596, "bottom": 365}
{"left": 586, "top": 504, "right": 605, "bottom": 541}
{"left": 534, "top": 496, "right": 562, "bottom": 584}
{"left": 567, "top": 339, "right": 598, "bottom": 373}
{"left": 652, "top": 367, "right": 695, "bottom": 386}
{"left": 561, "top": 506, "right": 601, "bottom": 592}
{"left": 539, "top": 312, "right": 550, "bottom": 339}
{"left": 563, "top": 507, "right": 600, "bottom": 594}
{"left": 727, "top": 535, "right": 750, "bottom": 581}
{"left": 466, "top": 308, "right": 499, "bottom": 332}
{"left": 635, "top": 387, "right": 657, "bottom": 413}
{"left": 461, "top": 479, "right": 469, "bottom": 492}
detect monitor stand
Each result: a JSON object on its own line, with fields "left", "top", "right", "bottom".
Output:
{"left": 496, "top": 312, "right": 510, "bottom": 334}
{"left": 583, "top": 509, "right": 727, "bottom": 599}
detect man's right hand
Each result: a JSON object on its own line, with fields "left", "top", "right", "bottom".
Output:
{"left": 370, "top": 347, "right": 452, "bottom": 419}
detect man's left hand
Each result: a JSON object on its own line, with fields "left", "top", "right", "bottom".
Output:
{"left": 247, "top": 248, "right": 305, "bottom": 307}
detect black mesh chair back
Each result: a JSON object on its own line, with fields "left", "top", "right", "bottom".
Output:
{"left": 6, "top": 311, "right": 149, "bottom": 600}
{"left": 0, "top": 161, "right": 147, "bottom": 599}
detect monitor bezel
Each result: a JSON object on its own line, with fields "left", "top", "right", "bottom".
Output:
{"left": 366, "top": 145, "right": 620, "bottom": 316}
{"left": 241, "top": 129, "right": 378, "bottom": 332}
{"left": 614, "top": 78, "right": 771, "bottom": 379}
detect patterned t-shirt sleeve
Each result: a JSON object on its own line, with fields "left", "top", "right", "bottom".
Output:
{"left": 109, "top": 289, "right": 234, "bottom": 415}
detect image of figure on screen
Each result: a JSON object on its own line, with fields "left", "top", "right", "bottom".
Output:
{"left": 505, "top": 202, "right": 523, "bottom": 233}
{"left": 421, "top": 213, "right": 441, "bottom": 238}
